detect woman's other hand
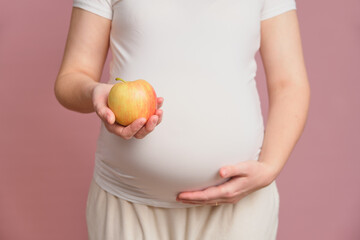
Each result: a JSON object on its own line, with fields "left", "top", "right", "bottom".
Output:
{"left": 92, "top": 82, "right": 164, "bottom": 140}
{"left": 176, "top": 160, "right": 277, "bottom": 206}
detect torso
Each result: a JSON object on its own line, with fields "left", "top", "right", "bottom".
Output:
{"left": 94, "top": 0, "right": 265, "bottom": 208}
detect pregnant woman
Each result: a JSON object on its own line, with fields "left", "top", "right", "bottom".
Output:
{"left": 54, "top": 0, "right": 310, "bottom": 239}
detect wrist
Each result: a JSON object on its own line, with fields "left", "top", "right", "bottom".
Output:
{"left": 259, "top": 160, "right": 282, "bottom": 184}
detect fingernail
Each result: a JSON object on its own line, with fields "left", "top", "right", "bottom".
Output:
{"left": 222, "top": 169, "right": 228, "bottom": 178}
{"left": 153, "top": 118, "right": 157, "bottom": 124}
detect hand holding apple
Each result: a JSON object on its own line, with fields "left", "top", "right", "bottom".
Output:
{"left": 108, "top": 77, "right": 158, "bottom": 126}
{"left": 91, "top": 81, "right": 163, "bottom": 140}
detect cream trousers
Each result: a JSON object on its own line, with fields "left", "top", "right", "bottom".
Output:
{"left": 86, "top": 178, "right": 279, "bottom": 240}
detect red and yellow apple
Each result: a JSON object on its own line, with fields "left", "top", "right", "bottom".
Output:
{"left": 107, "top": 77, "right": 157, "bottom": 126}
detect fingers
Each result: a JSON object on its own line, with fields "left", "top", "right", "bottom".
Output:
{"left": 177, "top": 184, "right": 222, "bottom": 201}
{"left": 134, "top": 109, "right": 163, "bottom": 139}
{"left": 177, "top": 198, "right": 229, "bottom": 206}
{"left": 157, "top": 97, "right": 164, "bottom": 109}
{"left": 103, "top": 107, "right": 163, "bottom": 140}
{"left": 96, "top": 106, "right": 115, "bottom": 125}
{"left": 132, "top": 97, "right": 164, "bottom": 139}
{"left": 220, "top": 161, "right": 251, "bottom": 178}
{"left": 104, "top": 118, "right": 147, "bottom": 140}
{"left": 177, "top": 177, "right": 247, "bottom": 203}
{"left": 135, "top": 115, "right": 158, "bottom": 138}
{"left": 157, "top": 109, "right": 163, "bottom": 125}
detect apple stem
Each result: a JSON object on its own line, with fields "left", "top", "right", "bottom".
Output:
{"left": 115, "top": 77, "right": 126, "bottom": 83}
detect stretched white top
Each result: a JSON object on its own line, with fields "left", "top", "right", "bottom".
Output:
{"left": 73, "top": 0, "right": 296, "bottom": 208}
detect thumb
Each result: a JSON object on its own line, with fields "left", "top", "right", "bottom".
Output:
{"left": 105, "top": 109, "right": 115, "bottom": 124}
{"left": 96, "top": 106, "right": 115, "bottom": 124}
{"left": 220, "top": 161, "right": 250, "bottom": 178}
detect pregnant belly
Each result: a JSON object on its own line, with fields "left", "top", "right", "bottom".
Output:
{"left": 96, "top": 115, "right": 264, "bottom": 203}
{"left": 95, "top": 80, "right": 264, "bottom": 203}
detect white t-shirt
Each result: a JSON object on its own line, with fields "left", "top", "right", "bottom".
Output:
{"left": 73, "top": 0, "right": 296, "bottom": 208}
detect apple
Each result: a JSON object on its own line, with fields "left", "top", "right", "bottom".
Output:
{"left": 107, "top": 77, "right": 157, "bottom": 126}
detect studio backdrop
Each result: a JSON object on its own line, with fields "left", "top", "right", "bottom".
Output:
{"left": 0, "top": 0, "right": 359, "bottom": 239}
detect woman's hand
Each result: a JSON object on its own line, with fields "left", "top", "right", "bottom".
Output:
{"left": 176, "top": 160, "right": 277, "bottom": 206}
{"left": 92, "top": 83, "right": 164, "bottom": 140}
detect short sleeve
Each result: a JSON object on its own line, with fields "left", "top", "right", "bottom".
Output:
{"left": 73, "top": 0, "right": 113, "bottom": 20}
{"left": 260, "top": 0, "right": 296, "bottom": 21}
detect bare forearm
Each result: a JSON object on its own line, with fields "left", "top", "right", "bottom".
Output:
{"left": 258, "top": 81, "right": 310, "bottom": 181}
{"left": 54, "top": 72, "right": 99, "bottom": 113}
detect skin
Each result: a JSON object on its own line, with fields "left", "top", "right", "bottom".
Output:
{"left": 54, "top": 8, "right": 310, "bottom": 206}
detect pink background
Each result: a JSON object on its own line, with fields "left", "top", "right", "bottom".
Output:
{"left": 1, "top": 0, "right": 359, "bottom": 239}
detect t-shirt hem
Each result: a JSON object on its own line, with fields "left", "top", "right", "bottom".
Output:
{"left": 73, "top": 2, "right": 113, "bottom": 20}
{"left": 93, "top": 169, "right": 201, "bottom": 209}
{"left": 260, "top": 2, "right": 297, "bottom": 21}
